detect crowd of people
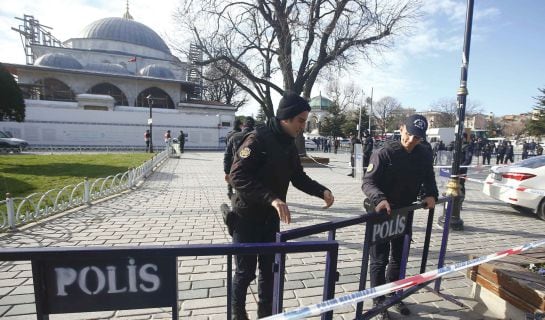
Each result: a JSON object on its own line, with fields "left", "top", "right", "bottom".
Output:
{"left": 431, "top": 137, "right": 543, "bottom": 166}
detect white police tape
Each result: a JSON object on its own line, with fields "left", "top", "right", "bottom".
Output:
{"left": 262, "top": 238, "right": 545, "bottom": 320}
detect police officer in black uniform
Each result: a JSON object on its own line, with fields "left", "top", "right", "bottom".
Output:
{"left": 229, "top": 92, "right": 335, "bottom": 319}
{"left": 224, "top": 119, "right": 242, "bottom": 198}
{"left": 362, "top": 129, "right": 374, "bottom": 173}
{"left": 362, "top": 114, "right": 438, "bottom": 320}
{"left": 223, "top": 117, "right": 256, "bottom": 199}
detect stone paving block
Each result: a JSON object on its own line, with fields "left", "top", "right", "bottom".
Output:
{"left": 4, "top": 303, "right": 35, "bottom": 316}
{"left": 191, "top": 279, "right": 224, "bottom": 289}
{"left": 0, "top": 294, "right": 34, "bottom": 306}
{"left": 179, "top": 288, "right": 209, "bottom": 300}
{"left": 181, "top": 296, "right": 226, "bottom": 310}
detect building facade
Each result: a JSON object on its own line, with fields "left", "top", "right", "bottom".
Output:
{"left": 3, "top": 7, "right": 236, "bottom": 148}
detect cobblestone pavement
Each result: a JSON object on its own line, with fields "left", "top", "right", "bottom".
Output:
{"left": 1, "top": 150, "right": 544, "bottom": 319}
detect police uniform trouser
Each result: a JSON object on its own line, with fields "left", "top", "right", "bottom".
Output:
{"left": 232, "top": 215, "right": 279, "bottom": 316}
{"left": 370, "top": 235, "right": 405, "bottom": 304}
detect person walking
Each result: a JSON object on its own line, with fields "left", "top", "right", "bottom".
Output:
{"left": 362, "top": 130, "right": 373, "bottom": 173}
{"left": 229, "top": 92, "right": 335, "bottom": 319}
{"left": 505, "top": 141, "right": 514, "bottom": 163}
{"left": 144, "top": 129, "right": 151, "bottom": 152}
{"left": 226, "top": 119, "right": 242, "bottom": 146}
{"left": 362, "top": 114, "right": 438, "bottom": 320}
{"left": 223, "top": 117, "right": 255, "bottom": 200}
{"left": 177, "top": 130, "right": 185, "bottom": 154}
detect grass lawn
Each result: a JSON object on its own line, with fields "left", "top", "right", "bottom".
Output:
{"left": 0, "top": 153, "right": 155, "bottom": 199}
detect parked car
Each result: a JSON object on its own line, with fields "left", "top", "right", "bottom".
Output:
{"left": 0, "top": 131, "right": 29, "bottom": 152}
{"left": 482, "top": 155, "right": 545, "bottom": 220}
{"left": 305, "top": 140, "right": 317, "bottom": 151}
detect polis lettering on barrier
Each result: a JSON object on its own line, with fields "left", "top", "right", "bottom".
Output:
{"left": 372, "top": 214, "right": 406, "bottom": 243}
{"left": 55, "top": 258, "right": 160, "bottom": 296}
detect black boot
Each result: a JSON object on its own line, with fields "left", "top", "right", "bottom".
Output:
{"left": 257, "top": 302, "right": 272, "bottom": 318}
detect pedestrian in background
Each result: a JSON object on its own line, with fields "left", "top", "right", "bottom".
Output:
{"left": 178, "top": 130, "right": 185, "bottom": 153}
{"left": 226, "top": 119, "right": 242, "bottom": 146}
{"left": 144, "top": 129, "right": 151, "bottom": 152}
{"left": 223, "top": 116, "right": 255, "bottom": 200}
{"left": 362, "top": 130, "right": 373, "bottom": 173}
{"left": 229, "top": 92, "right": 334, "bottom": 319}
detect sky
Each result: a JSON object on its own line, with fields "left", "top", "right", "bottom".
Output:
{"left": 1, "top": 0, "right": 544, "bottom": 117}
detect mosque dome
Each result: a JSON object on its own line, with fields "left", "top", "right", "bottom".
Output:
{"left": 35, "top": 53, "right": 83, "bottom": 70}
{"left": 139, "top": 64, "right": 175, "bottom": 79}
{"left": 309, "top": 96, "right": 332, "bottom": 111}
{"left": 79, "top": 17, "right": 171, "bottom": 54}
{"left": 85, "top": 62, "right": 131, "bottom": 75}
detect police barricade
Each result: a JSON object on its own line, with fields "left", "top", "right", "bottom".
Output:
{"left": 273, "top": 197, "right": 453, "bottom": 320}
{"left": 0, "top": 242, "right": 338, "bottom": 320}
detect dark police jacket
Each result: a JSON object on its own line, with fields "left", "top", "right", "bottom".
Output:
{"left": 362, "top": 141, "right": 438, "bottom": 208}
{"left": 230, "top": 119, "right": 328, "bottom": 222}
{"left": 223, "top": 127, "right": 253, "bottom": 174}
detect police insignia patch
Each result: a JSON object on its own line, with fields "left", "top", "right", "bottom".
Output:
{"left": 367, "top": 163, "right": 374, "bottom": 172}
{"left": 239, "top": 147, "right": 251, "bottom": 158}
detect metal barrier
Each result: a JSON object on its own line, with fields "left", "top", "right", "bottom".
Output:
{"left": 0, "top": 148, "right": 169, "bottom": 232}
{"left": 274, "top": 197, "right": 454, "bottom": 319}
{"left": 0, "top": 241, "right": 338, "bottom": 320}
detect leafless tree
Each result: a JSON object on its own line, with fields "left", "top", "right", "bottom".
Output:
{"left": 203, "top": 63, "right": 248, "bottom": 110}
{"left": 373, "top": 96, "right": 402, "bottom": 134}
{"left": 428, "top": 98, "right": 483, "bottom": 127}
{"left": 175, "top": 0, "right": 420, "bottom": 119}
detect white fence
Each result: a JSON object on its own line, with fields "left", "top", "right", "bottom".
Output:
{"left": 0, "top": 148, "right": 169, "bottom": 232}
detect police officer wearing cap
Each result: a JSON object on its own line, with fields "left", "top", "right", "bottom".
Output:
{"left": 229, "top": 91, "right": 335, "bottom": 319}
{"left": 362, "top": 114, "right": 438, "bottom": 320}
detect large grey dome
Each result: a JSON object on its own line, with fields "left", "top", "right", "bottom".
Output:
{"left": 35, "top": 53, "right": 83, "bottom": 69}
{"left": 139, "top": 64, "right": 175, "bottom": 79}
{"left": 79, "top": 17, "right": 171, "bottom": 54}
{"left": 86, "top": 62, "right": 131, "bottom": 75}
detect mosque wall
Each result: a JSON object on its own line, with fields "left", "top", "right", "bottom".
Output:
{"left": 0, "top": 101, "right": 235, "bottom": 149}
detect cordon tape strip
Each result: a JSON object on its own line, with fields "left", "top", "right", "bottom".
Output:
{"left": 262, "top": 238, "right": 545, "bottom": 320}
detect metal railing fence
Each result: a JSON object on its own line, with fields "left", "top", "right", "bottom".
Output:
{"left": 0, "top": 148, "right": 169, "bottom": 232}
{"left": 273, "top": 197, "right": 454, "bottom": 319}
{"left": 0, "top": 241, "right": 339, "bottom": 320}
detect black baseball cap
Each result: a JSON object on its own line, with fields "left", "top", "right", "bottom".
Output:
{"left": 404, "top": 114, "right": 428, "bottom": 138}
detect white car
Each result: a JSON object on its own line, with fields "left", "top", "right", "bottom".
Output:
{"left": 482, "top": 155, "right": 545, "bottom": 220}
{"left": 305, "top": 140, "right": 317, "bottom": 151}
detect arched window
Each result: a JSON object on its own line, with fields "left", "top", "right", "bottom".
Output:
{"left": 87, "top": 83, "right": 128, "bottom": 106}
{"left": 34, "top": 78, "right": 75, "bottom": 101}
{"left": 136, "top": 87, "right": 174, "bottom": 109}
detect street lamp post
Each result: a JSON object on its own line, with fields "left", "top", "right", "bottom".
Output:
{"left": 146, "top": 94, "right": 154, "bottom": 153}
{"left": 438, "top": 0, "right": 474, "bottom": 231}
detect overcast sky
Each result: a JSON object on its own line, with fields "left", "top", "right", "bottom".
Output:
{"left": 1, "top": 0, "right": 544, "bottom": 118}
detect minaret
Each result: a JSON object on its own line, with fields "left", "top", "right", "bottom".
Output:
{"left": 123, "top": 0, "right": 134, "bottom": 20}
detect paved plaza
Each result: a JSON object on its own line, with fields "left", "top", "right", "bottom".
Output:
{"left": 1, "top": 150, "right": 544, "bottom": 319}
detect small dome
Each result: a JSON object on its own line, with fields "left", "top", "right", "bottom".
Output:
{"left": 79, "top": 17, "right": 171, "bottom": 54}
{"left": 86, "top": 63, "right": 131, "bottom": 75}
{"left": 35, "top": 53, "right": 83, "bottom": 70}
{"left": 309, "top": 96, "right": 332, "bottom": 111}
{"left": 139, "top": 64, "right": 175, "bottom": 79}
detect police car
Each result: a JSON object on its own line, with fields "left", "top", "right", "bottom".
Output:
{"left": 482, "top": 155, "right": 545, "bottom": 220}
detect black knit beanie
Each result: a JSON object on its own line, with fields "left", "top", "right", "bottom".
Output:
{"left": 276, "top": 92, "right": 311, "bottom": 120}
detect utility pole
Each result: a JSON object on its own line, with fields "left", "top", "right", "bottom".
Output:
{"left": 368, "top": 87, "right": 373, "bottom": 134}
{"left": 438, "top": 0, "right": 475, "bottom": 231}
